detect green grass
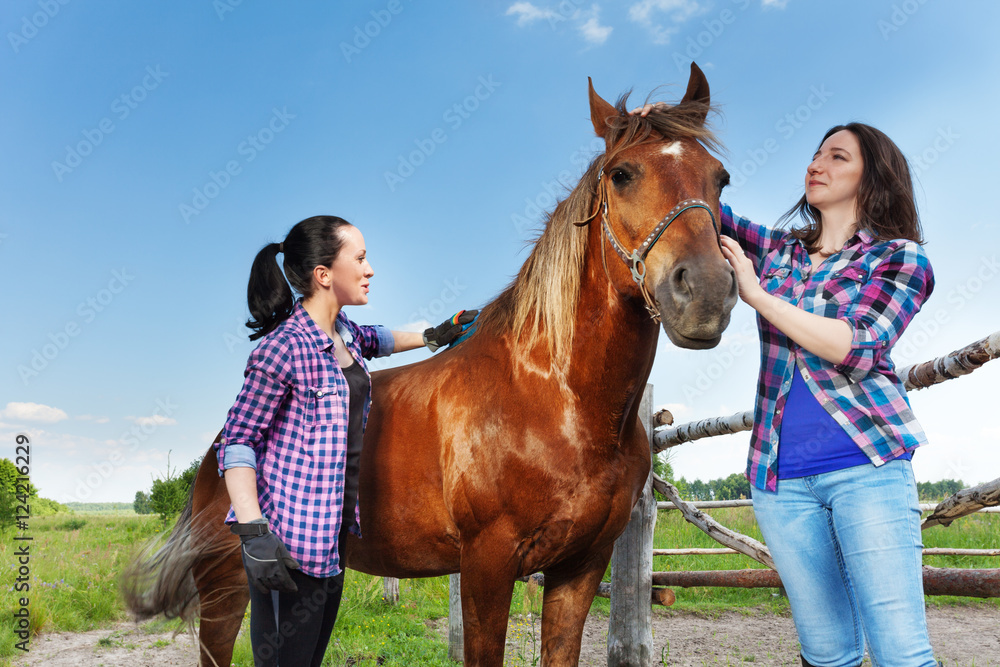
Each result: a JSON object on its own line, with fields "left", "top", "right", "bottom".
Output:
{"left": 652, "top": 507, "right": 790, "bottom": 612}
{"left": 1, "top": 508, "right": 996, "bottom": 664}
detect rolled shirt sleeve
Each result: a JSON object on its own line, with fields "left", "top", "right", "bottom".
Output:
{"left": 374, "top": 325, "right": 395, "bottom": 357}
{"left": 219, "top": 443, "right": 257, "bottom": 471}
{"left": 835, "top": 241, "right": 934, "bottom": 381}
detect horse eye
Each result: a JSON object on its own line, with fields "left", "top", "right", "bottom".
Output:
{"left": 611, "top": 169, "right": 630, "bottom": 185}
{"left": 719, "top": 170, "right": 730, "bottom": 191}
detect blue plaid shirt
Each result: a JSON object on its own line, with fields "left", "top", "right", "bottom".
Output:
{"left": 721, "top": 205, "right": 935, "bottom": 491}
{"left": 215, "top": 301, "right": 394, "bottom": 576}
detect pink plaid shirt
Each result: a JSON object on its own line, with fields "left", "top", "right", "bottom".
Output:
{"left": 216, "top": 301, "right": 393, "bottom": 576}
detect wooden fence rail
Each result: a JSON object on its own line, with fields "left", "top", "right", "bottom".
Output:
{"left": 657, "top": 500, "right": 1000, "bottom": 512}
{"left": 652, "top": 547, "right": 1000, "bottom": 557}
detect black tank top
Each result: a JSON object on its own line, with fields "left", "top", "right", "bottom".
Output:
{"left": 339, "top": 360, "right": 369, "bottom": 536}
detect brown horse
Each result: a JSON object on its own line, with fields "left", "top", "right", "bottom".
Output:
{"left": 124, "top": 63, "right": 736, "bottom": 666}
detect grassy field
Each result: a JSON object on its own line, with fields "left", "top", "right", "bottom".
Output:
{"left": 0, "top": 508, "right": 997, "bottom": 665}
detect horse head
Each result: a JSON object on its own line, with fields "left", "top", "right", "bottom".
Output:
{"left": 588, "top": 64, "right": 737, "bottom": 349}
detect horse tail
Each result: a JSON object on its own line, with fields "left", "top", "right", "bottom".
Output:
{"left": 121, "top": 485, "right": 201, "bottom": 624}
{"left": 122, "top": 478, "right": 235, "bottom": 627}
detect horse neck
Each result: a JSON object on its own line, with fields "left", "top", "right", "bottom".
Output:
{"left": 565, "top": 234, "right": 660, "bottom": 432}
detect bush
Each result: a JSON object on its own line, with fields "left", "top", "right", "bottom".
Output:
{"left": 148, "top": 456, "right": 202, "bottom": 521}
{"left": 55, "top": 518, "right": 87, "bottom": 531}
{"left": 133, "top": 490, "right": 153, "bottom": 515}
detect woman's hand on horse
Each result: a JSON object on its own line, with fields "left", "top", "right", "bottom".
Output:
{"left": 629, "top": 102, "right": 668, "bottom": 117}
{"left": 423, "top": 309, "right": 478, "bottom": 352}
{"left": 720, "top": 236, "right": 765, "bottom": 307}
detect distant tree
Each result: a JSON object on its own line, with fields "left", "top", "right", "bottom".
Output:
{"left": 672, "top": 476, "right": 689, "bottom": 500}
{"left": 941, "top": 479, "right": 965, "bottom": 497}
{"left": 652, "top": 451, "right": 676, "bottom": 501}
{"left": 32, "top": 497, "right": 70, "bottom": 516}
{"left": 917, "top": 479, "right": 966, "bottom": 501}
{"left": 0, "top": 459, "right": 36, "bottom": 498}
{"left": 134, "top": 490, "right": 153, "bottom": 515}
{"left": 688, "top": 479, "right": 709, "bottom": 501}
{"left": 148, "top": 455, "right": 203, "bottom": 521}
{"left": 179, "top": 458, "right": 201, "bottom": 489}
{"left": 0, "top": 487, "right": 12, "bottom": 531}
{"left": 0, "top": 458, "right": 42, "bottom": 529}
{"left": 64, "top": 502, "right": 133, "bottom": 513}
{"left": 715, "top": 473, "right": 750, "bottom": 500}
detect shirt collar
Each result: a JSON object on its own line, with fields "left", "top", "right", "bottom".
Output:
{"left": 290, "top": 300, "right": 336, "bottom": 352}
{"left": 850, "top": 227, "right": 876, "bottom": 249}
{"left": 784, "top": 226, "right": 876, "bottom": 251}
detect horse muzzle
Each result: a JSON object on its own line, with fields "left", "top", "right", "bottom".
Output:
{"left": 654, "top": 259, "right": 738, "bottom": 349}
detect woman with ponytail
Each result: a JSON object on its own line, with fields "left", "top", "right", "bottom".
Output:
{"left": 215, "top": 215, "right": 475, "bottom": 667}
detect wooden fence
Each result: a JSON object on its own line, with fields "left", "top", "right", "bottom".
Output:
{"left": 403, "top": 331, "right": 1000, "bottom": 664}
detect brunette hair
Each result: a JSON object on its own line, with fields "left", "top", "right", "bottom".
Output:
{"left": 245, "top": 215, "right": 353, "bottom": 340}
{"left": 781, "top": 122, "right": 924, "bottom": 252}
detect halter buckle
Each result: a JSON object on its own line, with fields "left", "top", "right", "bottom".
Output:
{"left": 629, "top": 251, "right": 647, "bottom": 285}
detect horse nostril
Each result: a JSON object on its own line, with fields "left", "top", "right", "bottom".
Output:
{"left": 728, "top": 267, "right": 738, "bottom": 299}
{"left": 671, "top": 266, "right": 692, "bottom": 304}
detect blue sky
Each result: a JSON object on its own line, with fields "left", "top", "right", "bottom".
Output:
{"left": 3, "top": 1, "right": 999, "bottom": 503}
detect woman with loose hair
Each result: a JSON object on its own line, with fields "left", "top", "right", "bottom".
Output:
{"left": 722, "top": 123, "right": 937, "bottom": 667}
{"left": 215, "top": 215, "right": 474, "bottom": 667}
{"left": 636, "top": 109, "right": 938, "bottom": 665}
{"left": 719, "top": 123, "right": 936, "bottom": 667}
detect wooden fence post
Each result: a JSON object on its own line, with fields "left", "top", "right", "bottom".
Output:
{"left": 448, "top": 573, "right": 464, "bottom": 662}
{"left": 608, "top": 383, "right": 656, "bottom": 667}
{"left": 383, "top": 576, "right": 399, "bottom": 604}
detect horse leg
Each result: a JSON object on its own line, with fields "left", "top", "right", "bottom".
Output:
{"left": 460, "top": 536, "right": 519, "bottom": 666}
{"left": 538, "top": 546, "right": 614, "bottom": 666}
{"left": 194, "top": 569, "right": 248, "bottom": 666}
{"left": 190, "top": 442, "right": 249, "bottom": 667}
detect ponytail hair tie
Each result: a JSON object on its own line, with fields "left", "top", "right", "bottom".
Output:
{"left": 278, "top": 242, "right": 284, "bottom": 253}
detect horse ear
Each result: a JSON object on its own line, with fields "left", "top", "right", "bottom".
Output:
{"left": 588, "top": 77, "right": 618, "bottom": 140}
{"left": 680, "top": 62, "right": 710, "bottom": 123}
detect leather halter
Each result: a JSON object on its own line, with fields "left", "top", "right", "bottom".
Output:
{"left": 597, "top": 167, "right": 720, "bottom": 322}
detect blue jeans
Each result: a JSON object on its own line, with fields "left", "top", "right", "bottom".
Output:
{"left": 752, "top": 459, "right": 937, "bottom": 667}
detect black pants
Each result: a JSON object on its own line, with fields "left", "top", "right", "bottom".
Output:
{"left": 245, "top": 562, "right": 346, "bottom": 667}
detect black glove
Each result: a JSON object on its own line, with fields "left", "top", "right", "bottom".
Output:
{"left": 423, "top": 309, "right": 478, "bottom": 352}
{"left": 231, "top": 521, "right": 301, "bottom": 594}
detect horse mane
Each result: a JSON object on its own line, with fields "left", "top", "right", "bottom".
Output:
{"left": 474, "top": 91, "right": 721, "bottom": 360}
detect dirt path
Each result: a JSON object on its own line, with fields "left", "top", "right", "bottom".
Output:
{"left": 13, "top": 605, "right": 1000, "bottom": 666}
{"left": 572, "top": 605, "right": 1000, "bottom": 666}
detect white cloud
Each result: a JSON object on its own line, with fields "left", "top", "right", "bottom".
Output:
{"left": 76, "top": 414, "right": 110, "bottom": 424}
{"left": 629, "top": 0, "right": 703, "bottom": 24}
{"left": 1, "top": 402, "right": 69, "bottom": 423}
{"left": 506, "top": 2, "right": 560, "bottom": 27}
{"left": 395, "top": 319, "right": 432, "bottom": 333}
{"left": 506, "top": 2, "right": 613, "bottom": 46}
{"left": 579, "top": 14, "right": 612, "bottom": 45}
{"left": 628, "top": 0, "right": 706, "bottom": 44}
{"left": 126, "top": 414, "right": 178, "bottom": 427}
